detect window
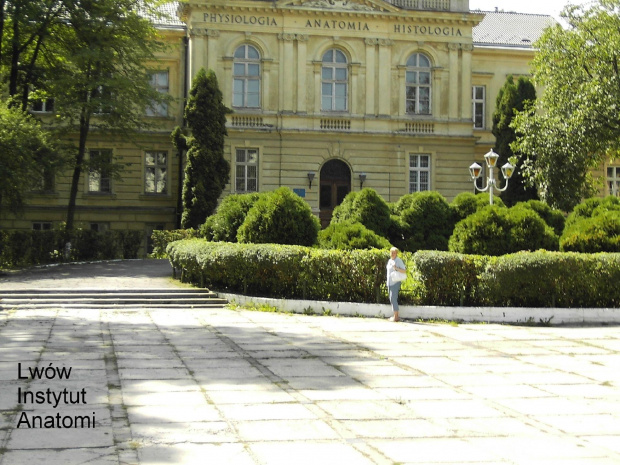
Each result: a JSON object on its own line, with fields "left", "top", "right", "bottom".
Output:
{"left": 235, "top": 148, "right": 258, "bottom": 192}
{"left": 233, "top": 45, "right": 261, "bottom": 108}
{"left": 321, "top": 49, "right": 348, "bottom": 112}
{"left": 146, "top": 71, "right": 169, "bottom": 117}
{"left": 473, "top": 86, "right": 486, "bottom": 129}
{"left": 145, "top": 151, "right": 167, "bottom": 194}
{"left": 32, "top": 222, "right": 52, "bottom": 231}
{"left": 31, "top": 98, "right": 55, "bottom": 113}
{"left": 90, "top": 223, "right": 109, "bottom": 233}
{"left": 88, "top": 149, "right": 112, "bottom": 193}
{"left": 90, "top": 84, "right": 112, "bottom": 114}
{"left": 608, "top": 167, "right": 620, "bottom": 197}
{"left": 406, "top": 53, "right": 431, "bottom": 115}
{"left": 409, "top": 154, "right": 430, "bottom": 193}
{"left": 32, "top": 167, "right": 55, "bottom": 193}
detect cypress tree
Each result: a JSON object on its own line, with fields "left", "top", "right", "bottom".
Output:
{"left": 492, "top": 75, "right": 538, "bottom": 206}
{"left": 181, "top": 68, "right": 231, "bottom": 229}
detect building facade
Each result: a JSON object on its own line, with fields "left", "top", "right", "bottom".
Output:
{"left": 7, "top": 0, "right": 616, "bottom": 254}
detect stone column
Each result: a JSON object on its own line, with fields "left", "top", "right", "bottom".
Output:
{"left": 188, "top": 27, "right": 207, "bottom": 83}
{"left": 278, "top": 33, "right": 296, "bottom": 112}
{"left": 296, "top": 34, "right": 309, "bottom": 113}
{"left": 461, "top": 44, "right": 473, "bottom": 121}
{"left": 364, "top": 38, "right": 378, "bottom": 116}
{"left": 377, "top": 39, "right": 393, "bottom": 116}
{"left": 205, "top": 29, "right": 220, "bottom": 73}
{"left": 448, "top": 43, "right": 459, "bottom": 119}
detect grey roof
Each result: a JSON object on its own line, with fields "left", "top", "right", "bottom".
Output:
{"left": 141, "top": 2, "right": 185, "bottom": 28}
{"left": 472, "top": 11, "right": 557, "bottom": 48}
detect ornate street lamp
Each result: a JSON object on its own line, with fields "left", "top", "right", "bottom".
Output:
{"left": 469, "top": 149, "right": 514, "bottom": 205}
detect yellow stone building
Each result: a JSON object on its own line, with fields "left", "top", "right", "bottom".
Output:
{"left": 9, "top": 0, "right": 610, "bottom": 254}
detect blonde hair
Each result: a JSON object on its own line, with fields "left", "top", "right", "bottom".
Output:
{"left": 390, "top": 247, "right": 399, "bottom": 253}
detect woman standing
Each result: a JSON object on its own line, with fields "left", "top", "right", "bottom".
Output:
{"left": 386, "top": 247, "right": 406, "bottom": 322}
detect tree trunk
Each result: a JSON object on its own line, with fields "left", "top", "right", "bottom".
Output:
{"left": 66, "top": 108, "right": 90, "bottom": 231}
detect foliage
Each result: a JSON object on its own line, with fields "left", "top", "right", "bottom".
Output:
{"left": 450, "top": 192, "right": 505, "bottom": 222}
{"left": 200, "top": 193, "right": 262, "bottom": 242}
{"left": 150, "top": 228, "right": 198, "bottom": 259}
{"left": 181, "top": 68, "right": 231, "bottom": 229}
{"left": 492, "top": 75, "right": 538, "bottom": 206}
{"left": 0, "top": 101, "right": 61, "bottom": 213}
{"left": 0, "top": 229, "right": 142, "bottom": 268}
{"left": 167, "top": 240, "right": 620, "bottom": 308}
{"left": 318, "top": 221, "right": 392, "bottom": 250}
{"left": 560, "top": 196, "right": 620, "bottom": 252}
{"left": 237, "top": 187, "right": 320, "bottom": 246}
{"left": 511, "top": 1, "right": 620, "bottom": 210}
{"left": 449, "top": 205, "right": 558, "bottom": 256}
{"left": 40, "top": 0, "right": 171, "bottom": 230}
{"left": 515, "top": 200, "right": 565, "bottom": 236}
{"left": 330, "top": 188, "right": 392, "bottom": 237}
{"left": 397, "top": 191, "right": 453, "bottom": 252}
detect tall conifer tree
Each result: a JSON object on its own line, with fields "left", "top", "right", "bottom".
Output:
{"left": 492, "top": 75, "right": 538, "bottom": 206}
{"left": 181, "top": 68, "right": 230, "bottom": 229}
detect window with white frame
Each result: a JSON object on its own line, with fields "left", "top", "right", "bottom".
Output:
{"left": 409, "top": 154, "right": 431, "bottom": 193}
{"left": 31, "top": 98, "right": 55, "bottom": 113}
{"left": 235, "top": 148, "right": 258, "bottom": 192}
{"left": 146, "top": 71, "right": 169, "bottom": 117}
{"left": 608, "top": 166, "right": 620, "bottom": 197}
{"left": 145, "top": 151, "right": 167, "bottom": 194}
{"left": 473, "top": 85, "right": 485, "bottom": 129}
{"left": 406, "top": 53, "right": 432, "bottom": 115}
{"left": 32, "top": 222, "right": 52, "bottom": 231}
{"left": 88, "top": 149, "right": 112, "bottom": 193}
{"left": 233, "top": 45, "right": 261, "bottom": 108}
{"left": 321, "top": 49, "right": 348, "bottom": 112}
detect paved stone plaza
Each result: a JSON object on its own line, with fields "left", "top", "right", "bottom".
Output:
{"left": 1, "top": 261, "right": 620, "bottom": 465}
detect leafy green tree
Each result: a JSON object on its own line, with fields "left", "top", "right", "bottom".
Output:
{"left": 492, "top": 75, "right": 538, "bottom": 206}
{"left": 181, "top": 68, "right": 230, "bottom": 229}
{"left": 512, "top": 0, "right": 620, "bottom": 211}
{"left": 0, "top": 101, "right": 59, "bottom": 213}
{"left": 45, "top": 0, "right": 170, "bottom": 230}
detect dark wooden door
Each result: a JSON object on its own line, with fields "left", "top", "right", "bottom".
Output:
{"left": 319, "top": 160, "right": 351, "bottom": 228}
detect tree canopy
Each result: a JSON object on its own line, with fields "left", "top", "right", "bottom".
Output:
{"left": 492, "top": 75, "right": 538, "bottom": 206}
{"left": 181, "top": 68, "right": 231, "bottom": 229}
{"left": 512, "top": 0, "right": 620, "bottom": 211}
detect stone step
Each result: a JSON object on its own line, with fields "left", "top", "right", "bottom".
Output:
{"left": 0, "top": 288, "right": 227, "bottom": 310}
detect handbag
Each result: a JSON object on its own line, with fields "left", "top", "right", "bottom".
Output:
{"left": 390, "top": 270, "right": 406, "bottom": 283}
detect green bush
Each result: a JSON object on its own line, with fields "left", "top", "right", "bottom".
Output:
{"left": 515, "top": 200, "right": 565, "bottom": 236}
{"left": 150, "top": 229, "right": 198, "bottom": 259}
{"left": 560, "top": 210, "right": 620, "bottom": 252}
{"left": 200, "top": 192, "right": 262, "bottom": 242}
{"left": 449, "top": 193, "right": 505, "bottom": 223}
{"left": 167, "top": 241, "right": 620, "bottom": 308}
{"left": 318, "top": 221, "right": 392, "bottom": 250}
{"left": 0, "top": 229, "right": 144, "bottom": 268}
{"left": 449, "top": 205, "right": 558, "bottom": 256}
{"left": 330, "top": 188, "right": 391, "bottom": 237}
{"left": 565, "top": 195, "right": 620, "bottom": 229}
{"left": 398, "top": 191, "right": 453, "bottom": 252}
{"left": 237, "top": 187, "right": 320, "bottom": 246}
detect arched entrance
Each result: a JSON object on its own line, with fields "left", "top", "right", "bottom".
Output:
{"left": 319, "top": 159, "right": 351, "bottom": 228}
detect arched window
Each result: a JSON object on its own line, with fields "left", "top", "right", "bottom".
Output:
{"left": 405, "top": 53, "right": 431, "bottom": 115}
{"left": 233, "top": 44, "right": 261, "bottom": 108}
{"left": 321, "top": 49, "right": 348, "bottom": 112}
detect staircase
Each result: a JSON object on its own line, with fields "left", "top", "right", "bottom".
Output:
{"left": 0, "top": 288, "right": 228, "bottom": 310}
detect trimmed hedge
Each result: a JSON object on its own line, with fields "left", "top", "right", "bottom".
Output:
{"left": 151, "top": 229, "right": 198, "bottom": 259}
{"left": 318, "top": 221, "right": 392, "bottom": 250}
{"left": 167, "top": 240, "right": 620, "bottom": 308}
{"left": 0, "top": 229, "right": 143, "bottom": 268}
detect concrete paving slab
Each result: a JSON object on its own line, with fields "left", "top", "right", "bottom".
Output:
{"left": 248, "top": 442, "right": 376, "bottom": 465}
{"left": 137, "top": 443, "right": 256, "bottom": 465}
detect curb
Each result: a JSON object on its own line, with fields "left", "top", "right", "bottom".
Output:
{"left": 218, "top": 292, "right": 620, "bottom": 325}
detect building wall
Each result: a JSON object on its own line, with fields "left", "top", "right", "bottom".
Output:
{"left": 1, "top": 0, "right": 557, "bottom": 255}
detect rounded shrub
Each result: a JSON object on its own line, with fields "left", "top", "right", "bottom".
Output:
{"left": 398, "top": 191, "right": 453, "bottom": 252}
{"left": 318, "top": 221, "right": 392, "bottom": 250}
{"left": 565, "top": 195, "right": 620, "bottom": 229}
{"left": 449, "top": 205, "right": 558, "bottom": 256}
{"left": 450, "top": 192, "right": 505, "bottom": 222}
{"left": 560, "top": 210, "right": 620, "bottom": 252}
{"left": 200, "top": 192, "right": 262, "bottom": 242}
{"left": 514, "top": 200, "right": 565, "bottom": 236}
{"left": 330, "top": 188, "right": 391, "bottom": 237}
{"left": 237, "top": 187, "right": 320, "bottom": 246}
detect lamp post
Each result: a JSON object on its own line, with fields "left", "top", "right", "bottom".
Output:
{"left": 469, "top": 149, "right": 514, "bottom": 205}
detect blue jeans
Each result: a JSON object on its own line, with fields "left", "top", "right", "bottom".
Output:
{"left": 389, "top": 282, "right": 401, "bottom": 312}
